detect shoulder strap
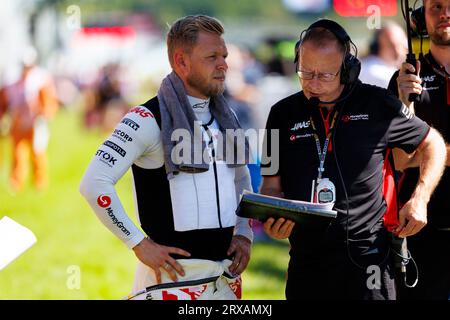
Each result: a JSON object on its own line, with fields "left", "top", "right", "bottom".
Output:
{"left": 140, "top": 96, "right": 162, "bottom": 129}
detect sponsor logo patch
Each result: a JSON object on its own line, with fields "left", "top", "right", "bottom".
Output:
{"left": 341, "top": 114, "right": 369, "bottom": 123}
{"left": 290, "top": 133, "right": 313, "bottom": 141}
{"left": 103, "top": 140, "right": 126, "bottom": 157}
{"left": 96, "top": 195, "right": 130, "bottom": 236}
{"left": 113, "top": 129, "right": 133, "bottom": 143}
{"left": 227, "top": 276, "right": 242, "bottom": 299}
{"left": 422, "top": 75, "right": 436, "bottom": 82}
{"left": 129, "top": 107, "right": 154, "bottom": 118}
{"left": 97, "top": 195, "right": 111, "bottom": 208}
{"left": 192, "top": 101, "right": 209, "bottom": 109}
{"left": 95, "top": 149, "right": 117, "bottom": 167}
{"left": 290, "top": 121, "right": 310, "bottom": 131}
{"left": 106, "top": 207, "right": 131, "bottom": 236}
{"left": 121, "top": 118, "right": 140, "bottom": 131}
{"left": 160, "top": 285, "right": 207, "bottom": 300}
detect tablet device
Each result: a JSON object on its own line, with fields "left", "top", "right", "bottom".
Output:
{"left": 236, "top": 190, "right": 337, "bottom": 226}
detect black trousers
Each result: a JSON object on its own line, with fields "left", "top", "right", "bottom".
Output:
{"left": 285, "top": 246, "right": 397, "bottom": 300}
{"left": 398, "top": 226, "right": 450, "bottom": 300}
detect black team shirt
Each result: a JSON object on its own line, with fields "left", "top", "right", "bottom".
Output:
{"left": 389, "top": 52, "right": 450, "bottom": 229}
{"left": 262, "top": 81, "right": 430, "bottom": 260}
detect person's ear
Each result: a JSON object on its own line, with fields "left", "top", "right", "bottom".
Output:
{"left": 174, "top": 49, "right": 190, "bottom": 75}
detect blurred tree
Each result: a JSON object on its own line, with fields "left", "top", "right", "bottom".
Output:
{"left": 56, "top": 0, "right": 316, "bottom": 25}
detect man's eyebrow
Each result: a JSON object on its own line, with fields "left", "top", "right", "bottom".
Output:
{"left": 204, "top": 50, "right": 228, "bottom": 56}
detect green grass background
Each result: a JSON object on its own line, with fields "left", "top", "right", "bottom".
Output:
{"left": 0, "top": 109, "right": 289, "bottom": 299}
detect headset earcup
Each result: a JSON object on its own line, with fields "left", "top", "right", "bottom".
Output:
{"left": 340, "top": 62, "right": 348, "bottom": 84}
{"left": 341, "top": 55, "right": 361, "bottom": 85}
{"left": 349, "top": 56, "right": 361, "bottom": 84}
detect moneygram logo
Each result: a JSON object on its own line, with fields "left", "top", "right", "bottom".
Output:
{"left": 96, "top": 195, "right": 131, "bottom": 236}
{"left": 106, "top": 207, "right": 131, "bottom": 236}
{"left": 97, "top": 195, "right": 111, "bottom": 208}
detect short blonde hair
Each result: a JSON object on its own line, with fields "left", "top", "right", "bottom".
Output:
{"left": 167, "top": 15, "right": 224, "bottom": 67}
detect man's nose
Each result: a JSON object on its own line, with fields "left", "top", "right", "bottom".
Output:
{"left": 308, "top": 75, "right": 322, "bottom": 86}
{"left": 217, "top": 57, "right": 228, "bottom": 71}
{"left": 441, "top": 5, "right": 450, "bottom": 18}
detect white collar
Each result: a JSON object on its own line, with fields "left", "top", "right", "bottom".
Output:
{"left": 187, "top": 95, "right": 210, "bottom": 111}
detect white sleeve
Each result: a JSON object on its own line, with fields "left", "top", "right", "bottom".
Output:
{"left": 79, "top": 109, "right": 160, "bottom": 249}
{"left": 233, "top": 165, "right": 254, "bottom": 242}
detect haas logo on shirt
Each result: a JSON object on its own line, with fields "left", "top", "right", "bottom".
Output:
{"left": 422, "top": 75, "right": 436, "bottom": 83}
{"left": 129, "top": 107, "right": 154, "bottom": 118}
{"left": 290, "top": 121, "right": 310, "bottom": 131}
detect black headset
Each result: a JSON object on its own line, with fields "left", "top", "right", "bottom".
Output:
{"left": 293, "top": 19, "right": 361, "bottom": 85}
{"left": 411, "top": 6, "right": 427, "bottom": 36}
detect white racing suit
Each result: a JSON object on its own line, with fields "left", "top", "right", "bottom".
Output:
{"left": 127, "top": 259, "right": 241, "bottom": 300}
{"left": 80, "top": 96, "right": 253, "bottom": 300}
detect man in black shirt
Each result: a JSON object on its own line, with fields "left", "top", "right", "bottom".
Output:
{"left": 261, "top": 19, "right": 446, "bottom": 300}
{"left": 388, "top": 0, "right": 450, "bottom": 300}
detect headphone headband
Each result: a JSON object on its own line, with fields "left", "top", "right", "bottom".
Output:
{"left": 306, "top": 19, "right": 351, "bottom": 45}
{"left": 293, "top": 19, "right": 361, "bottom": 85}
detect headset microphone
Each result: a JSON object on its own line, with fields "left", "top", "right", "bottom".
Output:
{"left": 308, "top": 97, "right": 320, "bottom": 107}
{"left": 308, "top": 96, "right": 344, "bottom": 106}
{"left": 307, "top": 83, "right": 358, "bottom": 107}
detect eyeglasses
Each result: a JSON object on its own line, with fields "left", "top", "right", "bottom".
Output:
{"left": 297, "top": 69, "right": 340, "bottom": 82}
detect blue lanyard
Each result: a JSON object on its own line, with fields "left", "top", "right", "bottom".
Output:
{"left": 309, "top": 111, "right": 338, "bottom": 180}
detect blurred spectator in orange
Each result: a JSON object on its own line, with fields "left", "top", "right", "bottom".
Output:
{"left": 359, "top": 22, "right": 408, "bottom": 88}
{"left": 1, "top": 46, "right": 59, "bottom": 191}
{"left": 0, "top": 86, "right": 8, "bottom": 168}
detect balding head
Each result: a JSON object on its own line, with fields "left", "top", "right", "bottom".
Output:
{"left": 376, "top": 22, "right": 408, "bottom": 67}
